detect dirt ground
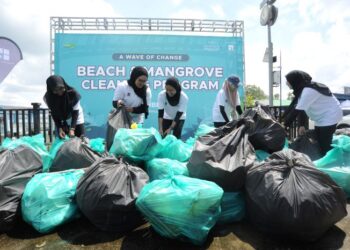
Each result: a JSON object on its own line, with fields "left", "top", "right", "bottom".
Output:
{"left": 1, "top": 203, "right": 349, "bottom": 250}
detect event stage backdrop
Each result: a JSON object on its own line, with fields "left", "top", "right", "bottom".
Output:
{"left": 54, "top": 33, "right": 244, "bottom": 138}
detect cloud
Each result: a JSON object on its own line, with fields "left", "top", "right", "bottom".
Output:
{"left": 1, "top": 0, "right": 349, "bottom": 108}
{"left": 0, "top": 0, "right": 119, "bottom": 107}
{"left": 240, "top": 0, "right": 350, "bottom": 98}
{"left": 277, "top": 1, "right": 350, "bottom": 93}
{"left": 170, "top": 9, "right": 207, "bottom": 19}
{"left": 210, "top": 4, "right": 225, "bottom": 19}
{"left": 171, "top": 0, "right": 184, "bottom": 6}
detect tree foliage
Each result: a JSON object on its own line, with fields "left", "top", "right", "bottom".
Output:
{"left": 245, "top": 85, "right": 267, "bottom": 107}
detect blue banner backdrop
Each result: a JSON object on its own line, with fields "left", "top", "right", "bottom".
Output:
{"left": 54, "top": 33, "right": 244, "bottom": 138}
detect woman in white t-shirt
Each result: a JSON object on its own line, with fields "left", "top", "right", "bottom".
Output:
{"left": 113, "top": 66, "right": 152, "bottom": 124}
{"left": 284, "top": 70, "right": 342, "bottom": 156}
{"left": 44, "top": 75, "right": 85, "bottom": 139}
{"left": 212, "top": 75, "right": 243, "bottom": 128}
{"left": 157, "top": 77, "right": 188, "bottom": 139}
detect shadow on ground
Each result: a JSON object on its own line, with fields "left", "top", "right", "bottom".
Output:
{"left": 57, "top": 217, "right": 124, "bottom": 246}
{"left": 211, "top": 219, "right": 346, "bottom": 250}
{"left": 121, "top": 226, "right": 213, "bottom": 250}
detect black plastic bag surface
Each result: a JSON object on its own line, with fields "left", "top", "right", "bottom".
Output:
{"left": 49, "top": 137, "right": 101, "bottom": 172}
{"left": 289, "top": 130, "right": 322, "bottom": 161}
{"left": 106, "top": 107, "right": 132, "bottom": 151}
{"left": 245, "top": 149, "right": 347, "bottom": 241}
{"left": 0, "top": 146, "right": 42, "bottom": 231}
{"left": 242, "top": 106, "right": 286, "bottom": 153}
{"left": 76, "top": 156, "right": 149, "bottom": 231}
{"left": 187, "top": 119, "right": 255, "bottom": 191}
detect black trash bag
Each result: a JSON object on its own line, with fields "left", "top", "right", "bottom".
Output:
{"left": 0, "top": 146, "right": 42, "bottom": 231}
{"left": 245, "top": 149, "right": 347, "bottom": 242}
{"left": 187, "top": 119, "right": 255, "bottom": 192}
{"left": 289, "top": 130, "right": 322, "bottom": 161}
{"left": 76, "top": 156, "right": 149, "bottom": 232}
{"left": 49, "top": 137, "right": 101, "bottom": 172}
{"left": 106, "top": 107, "right": 133, "bottom": 151}
{"left": 241, "top": 106, "right": 286, "bottom": 153}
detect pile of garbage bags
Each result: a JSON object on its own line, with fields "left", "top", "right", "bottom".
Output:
{"left": 0, "top": 106, "right": 349, "bottom": 245}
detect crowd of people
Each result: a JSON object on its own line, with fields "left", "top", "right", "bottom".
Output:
{"left": 44, "top": 67, "right": 342, "bottom": 157}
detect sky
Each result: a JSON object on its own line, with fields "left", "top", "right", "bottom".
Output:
{"left": 0, "top": 0, "right": 349, "bottom": 107}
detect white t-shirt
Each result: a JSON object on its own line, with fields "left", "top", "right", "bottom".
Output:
{"left": 157, "top": 90, "right": 188, "bottom": 120}
{"left": 296, "top": 87, "right": 342, "bottom": 126}
{"left": 113, "top": 81, "right": 152, "bottom": 123}
{"left": 72, "top": 101, "right": 84, "bottom": 125}
{"left": 212, "top": 89, "right": 240, "bottom": 122}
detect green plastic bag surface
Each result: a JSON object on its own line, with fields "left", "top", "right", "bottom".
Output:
{"left": 136, "top": 175, "right": 223, "bottom": 245}
{"left": 217, "top": 192, "right": 245, "bottom": 225}
{"left": 156, "top": 135, "right": 192, "bottom": 162}
{"left": 146, "top": 158, "right": 189, "bottom": 181}
{"left": 194, "top": 124, "right": 215, "bottom": 138}
{"left": 21, "top": 169, "right": 84, "bottom": 233}
{"left": 89, "top": 138, "right": 105, "bottom": 153}
{"left": 314, "top": 135, "right": 350, "bottom": 197}
{"left": 109, "top": 128, "right": 162, "bottom": 162}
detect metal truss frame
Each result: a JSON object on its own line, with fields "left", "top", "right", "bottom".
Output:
{"left": 50, "top": 17, "right": 245, "bottom": 77}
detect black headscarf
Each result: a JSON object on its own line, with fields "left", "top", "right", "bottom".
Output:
{"left": 285, "top": 70, "right": 332, "bottom": 99}
{"left": 283, "top": 70, "right": 332, "bottom": 126}
{"left": 128, "top": 66, "right": 149, "bottom": 118}
{"left": 165, "top": 77, "right": 181, "bottom": 106}
{"left": 44, "top": 75, "right": 81, "bottom": 121}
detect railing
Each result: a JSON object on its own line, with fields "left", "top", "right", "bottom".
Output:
{"left": 0, "top": 104, "right": 301, "bottom": 145}
{"left": 269, "top": 105, "right": 302, "bottom": 139}
{"left": 0, "top": 103, "right": 55, "bottom": 144}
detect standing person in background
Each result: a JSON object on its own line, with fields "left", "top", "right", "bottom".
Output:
{"left": 283, "top": 70, "right": 342, "bottom": 156}
{"left": 158, "top": 77, "right": 188, "bottom": 139}
{"left": 44, "top": 75, "right": 85, "bottom": 139}
{"left": 112, "top": 66, "right": 151, "bottom": 125}
{"left": 212, "top": 75, "right": 243, "bottom": 128}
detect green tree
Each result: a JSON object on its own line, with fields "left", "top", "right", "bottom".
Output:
{"left": 274, "top": 93, "right": 280, "bottom": 100}
{"left": 245, "top": 85, "right": 267, "bottom": 107}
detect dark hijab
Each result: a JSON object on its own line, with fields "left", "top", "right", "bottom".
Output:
{"left": 44, "top": 75, "right": 81, "bottom": 121}
{"left": 128, "top": 66, "right": 149, "bottom": 118}
{"left": 285, "top": 70, "right": 332, "bottom": 100}
{"left": 165, "top": 77, "right": 181, "bottom": 106}
{"left": 283, "top": 70, "right": 332, "bottom": 126}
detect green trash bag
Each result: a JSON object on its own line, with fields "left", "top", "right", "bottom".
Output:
{"left": 185, "top": 137, "right": 196, "bottom": 146}
{"left": 89, "top": 138, "right": 105, "bottom": 153}
{"left": 194, "top": 124, "right": 215, "bottom": 138}
{"left": 145, "top": 158, "right": 189, "bottom": 181}
{"left": 185, "top": 124, "right": 216, "bottom": 147}
{"left": 109, "top": 128, "right": 162, "bottom": 162}
{"left": 217, "top": 192, "right": 245, "bottom": 225}
{"left": 156, "top": 135, "right": 192, "bottom": 162}
{"left": 21, "top": 169, "right": 85, "bottom": 233}
{"left": 136, "top": 175, "right": 223, "bottom": 245}
{"left": 314, "top": 135, "right": 350, "bottom": 197}
{"left": 1, "top": 134, "right": 51, "bottom": 171}
{"left": 255, "top": 150, "right": 270, "bottom": 162}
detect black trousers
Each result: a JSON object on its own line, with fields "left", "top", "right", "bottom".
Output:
{"left": 214, "top": 122, "right": 227, "bottom": 128}
{"left": 162, "top": 119, "right": 185, "bottom": 139}
{"left": 315, "top": 124, "right": 337, "bottom": 156}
